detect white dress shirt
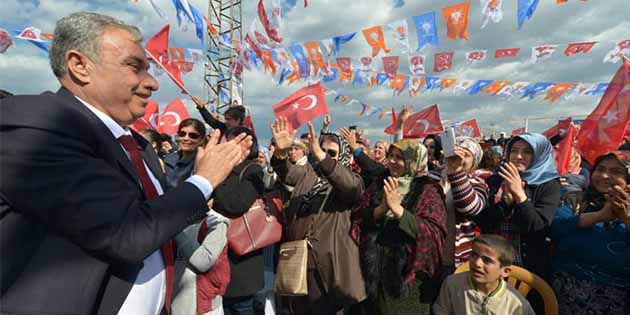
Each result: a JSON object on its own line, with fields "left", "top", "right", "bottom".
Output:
{"left": 78, "top": 97, "right": 213, "bottom": 315}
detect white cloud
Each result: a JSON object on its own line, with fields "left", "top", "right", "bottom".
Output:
{"left": 1, "top": 0, "right": 628, "bottom": 144}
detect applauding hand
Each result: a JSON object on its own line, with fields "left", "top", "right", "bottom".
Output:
{"left": 340, "top": 127, "right": 360, "bottom": 151}
{"left": 195, "top": 129, "right": 251, "bottom": 188}
{"left": 499, "top": 162, "right": 527, "bottom": 204}
{"left": 384, "top": 177, "right": 404, "bottom": 219}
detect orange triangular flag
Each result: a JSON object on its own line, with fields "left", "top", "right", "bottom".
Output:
{"left": 482, "top": 80, "right": 511, "bottom": 95}
{"left": 260, "top": 50, "right": 277, "bottom": 74}
{"left": 304, "top": 41, "right": 329, "bottom": 77}
{"left": 544, "top": 83, "right": 576, "bottom": 103}
{"left": 442, "top": 1, "right": 470, "bottom": 40}
{"left": 362, "top": 26, "right": 391, "bottom": 57}
{"left": 441, "top": 78, "right": 458, "bottom": 89}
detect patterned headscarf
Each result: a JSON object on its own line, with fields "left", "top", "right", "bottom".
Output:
{"left": 390, "top": 139, "right": 428, "bottom": 177}
{"left": 389, "top": 139, "right": 428, "bottom": 198}
{"left": 507, "top": 133, "right": 559, "bottom": 185}
{"left": 320, "top": 132, "right": 352, "bottom": 168}
{"left": 301, "top": 132, "right": 353, "bottom": 205}
{"left": 457, "top": 136, "right": 483, "bottom": 169}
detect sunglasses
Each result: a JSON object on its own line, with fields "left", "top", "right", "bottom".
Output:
{"left": 177, "top": 131, "right": 201, "bottom": 140}
{"left": 325, "top": 149, "right": 338, "bottom": 157}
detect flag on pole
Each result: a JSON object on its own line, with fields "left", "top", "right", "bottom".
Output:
{"left": 146, "top": 24, "right": 189, "bottom": 94}
{"left": 272, "top": 83, "right": 328, "bottom": 129}
{"left": 403, "top": 104, "right": 444, "bottom": 138}
{"left": 575, "top": 61, "right": 630, "bottom": 164}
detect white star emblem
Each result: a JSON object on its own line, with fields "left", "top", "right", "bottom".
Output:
{"left": 292, "top": 103, "right": 299, "bottom": 109}
{"left": 602, "top": 111, "right": 618, "bottom": 124}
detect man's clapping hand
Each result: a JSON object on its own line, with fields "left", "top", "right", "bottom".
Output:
{"left": 194, "top": 129, "right": 252, "bottom": 188}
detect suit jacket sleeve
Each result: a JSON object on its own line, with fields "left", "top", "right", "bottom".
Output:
{"left": 1, "top": 126, "right": 208, "bottom": 265}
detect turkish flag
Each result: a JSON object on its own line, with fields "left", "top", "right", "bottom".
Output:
{"left": 384, "top": 107, "right": 397, "bottom": 135}
{"left": 456, "top": 119, "right": 481, "bottom": 138}
{"left": 542, "top": 117, "right": 572, "bottom": 138}
{"left": 272, "top": 83, "right": 328, "bottom": 130}
{"left": 575, "top": 61, "right": 630, "bottom": 164}
{"left": 403, "top": 104, "right": 444, "bottom": 138}
{"left": 512, "top": 127, "right": 526, "bottom": 136}
{"left": 382, "top": 56, "right": 399, "bottom": 79}
{"left": 434, "top": 52, "right": 453, "bottom": 72}
{"left": 555, "top": 124, "right": 577, "bottom": 176}
{"left": 158, "top": 98, "right": 191, "bottom": 134}
{"left": 495, "top": 48, "right": 520, "bottom": 58}
{"left": 131, "top": 99, "right": 160, "bottom": 131}
{"left": 564, "top": 42, "right": 598, "bottom": 56}
{"left": 146, "top": 25, "right": 188, "bottom": 94}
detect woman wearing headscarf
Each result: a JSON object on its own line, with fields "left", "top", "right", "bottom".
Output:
{"left": 270, "top": 118, "right": 366, "bottom": 315}
{"left": 476, "top": 133, "right": 561, "bottom": 280}
{"left": 441, "top": 137, "right": 489, "bottom": 270}
{"left": 551, "top": 151, "right": 630, "bottom": 315}
{"left": 349, "top": 139, "right": 447, "bottom": 315}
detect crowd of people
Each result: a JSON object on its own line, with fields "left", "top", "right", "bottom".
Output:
{"left": 1, "top": 12, "right": 629, "bottom": 315}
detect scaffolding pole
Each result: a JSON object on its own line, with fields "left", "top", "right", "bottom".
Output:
{"left": 205, "top": 0, "right": 243, "bottom": 112}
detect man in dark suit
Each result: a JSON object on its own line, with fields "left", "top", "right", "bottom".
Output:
{"left": 0, "top": 12, "right": 250, "bottom": 315}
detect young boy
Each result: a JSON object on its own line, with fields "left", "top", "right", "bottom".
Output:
{"left": 433, "top": 234, "right": 535, "bottom": 315}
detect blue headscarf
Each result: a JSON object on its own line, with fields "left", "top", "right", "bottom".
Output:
{"left": 507, "top": 133, "right": 559, "bottom": 185}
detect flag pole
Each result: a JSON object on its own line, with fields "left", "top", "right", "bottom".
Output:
{"left": 145, "top": 49, "right": 192, "bottom": 96}
{"left": 525, "top": 117, "right": 529, "bottom": 133}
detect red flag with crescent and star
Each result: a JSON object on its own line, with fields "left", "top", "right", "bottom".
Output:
{"left": 272, "top": 83, "right": 328, "bottom": 130}
{"left": 403, "top": 104, "right": 444, "bottom": 138}
{"left": 495, "top": 48, "right": 520, "bottom": 58}
{"left": 158, "top": 98, "right": 191, "bottom": 134}
{"left": 131, "top": 99, "right": 160, "bottom": 131}
{"left": 575, "top": 60, "right": 630, "bottom": 164}
{"left": 434, "top": 52, "right": 454, "bottom": 72}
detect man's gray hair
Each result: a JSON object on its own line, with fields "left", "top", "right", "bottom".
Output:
{"left": 49, "top": 12, "right": 143, "bottom": 78}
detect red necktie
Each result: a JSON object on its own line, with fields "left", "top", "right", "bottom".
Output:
{"left": 118, "top": 135, "right": 175, "bottom": 315}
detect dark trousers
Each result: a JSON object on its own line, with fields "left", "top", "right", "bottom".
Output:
{"left": 224, "top": 295, "right": 255, "bottom": 315}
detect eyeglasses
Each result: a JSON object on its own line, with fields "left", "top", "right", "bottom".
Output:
{"left": 325, "top": 149, "right": 338, "bottom": 157}
{"left": 177, "top": 131, "right": 201, "bottom": 140}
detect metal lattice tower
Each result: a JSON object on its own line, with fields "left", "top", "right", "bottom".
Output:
{"left": 205, "top": 0, "right": 243, "bottom": 112}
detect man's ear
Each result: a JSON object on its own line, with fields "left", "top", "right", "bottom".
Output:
{"left": 501, "top": 265, "right": 512, "bottom": 279}
{"left": 66, "top": 50, "right": 92, "bottom": 84}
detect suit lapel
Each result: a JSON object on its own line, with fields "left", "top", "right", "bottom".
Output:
{"left": 54, "top": 88, "right": 143, "bottom": 190}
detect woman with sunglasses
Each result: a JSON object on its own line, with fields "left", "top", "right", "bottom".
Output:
{"left": 270, "top": 118, "right": 366, "bottom": 315}
{"left": 164, "top": 118, "right": 207, "bottom": 190}
{"left": 551, "top": 151, "right": 630, "bottom": 315}
{"left": 349, "top": 139, "right": 447, "bottom": 315}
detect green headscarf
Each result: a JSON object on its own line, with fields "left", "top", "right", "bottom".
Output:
{"left": 389, "top": 139, "right": 428, "bottom": 197}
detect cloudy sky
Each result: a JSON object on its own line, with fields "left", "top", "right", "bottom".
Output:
{"left": 1, "top": 0, "right": 628, "bottom": 144}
